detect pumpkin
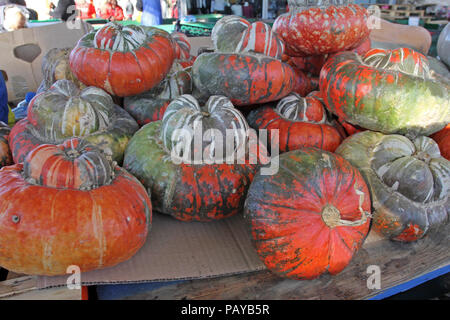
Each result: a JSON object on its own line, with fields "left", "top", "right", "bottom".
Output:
{"left": 248, "top": 92, "right": 343, "bottom": 153}
{"left": 437, "top": 23, "right": 450, "bottom": 67}
{"left": 431, "top": 124, "right": 450, "bottom": 161}
{"left": 0, "top": 121, "right": 12, "bottom": 168}
{"left": 69, "top": 22, "right": 176, "bottom": 97}
{"left": 123, "top": 94, "right": 258, "bottom": 222}
{"left": 320, "top": 48, "right": 450, "bottom": 138}
{"left": 287, "top": 55, "right": 327, "bottom": 77}
{"left": 37, "top": 47, "right": 85, "bottom": 93}
{"left": 244, "top": 148, "right": 371, "bottom": 279}
{"left": 192, "top": 52, "right": 295, "bottom": 106}
{"left": 211, "top": 15, "right": 251, "bottom": 53}
{"left": 336, "top": 131, "right": 449, "bottom": 242}
{"left": 123, "top": 62, "right": 192, "bottom": 126}
{"left": 9, "top": 80, "right": 139, "bottom": 164}
{"left": 0, "top": 138, "right": 151, "bottom": 275}
{"left": 337, "top": 117, "right": 365, "bottom": 137}
{"left": 273, "top": 0, "right": 370, "bottom": 56}
{"left": 290, "top": 65, "right": 319, "bottom": 96}
{"left": 172, "top": 32, "right": 196, "bottom": 68}
{"left": 351, "top": 36, "right": 371, "bottom": 56}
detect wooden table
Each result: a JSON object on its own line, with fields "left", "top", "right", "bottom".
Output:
{"left": 94, "top": 224, "right": 449, "bottom": 300}
{"left": 1, "top": 224, "right": 448, "bottom": 300}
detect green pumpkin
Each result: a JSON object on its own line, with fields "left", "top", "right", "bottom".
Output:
{"left": 320, "top": 48, "right": 450, "bottom": 138}
{"left": 123, "top": 94, "right": 257, "bottom": 222}
{"left": 9, "top": 80, "right": 138, "bottom": 164}
{"left": 336, "top": 131, "right": 450, "bottom": 241}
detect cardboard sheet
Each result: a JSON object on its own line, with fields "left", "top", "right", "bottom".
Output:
{"left": 38, "top": 213, "right": 265, "bottom": 289}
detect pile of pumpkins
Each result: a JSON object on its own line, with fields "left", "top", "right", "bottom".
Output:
{"left": 0, "top": 0, "right": 448, "bottom": 281}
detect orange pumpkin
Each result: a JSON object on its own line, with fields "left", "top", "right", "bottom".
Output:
{"left": 69, "top": 22, "right": 175, "bottom": 97}
{"left": 0, "top": 138, "right": 151, "bottom": 275}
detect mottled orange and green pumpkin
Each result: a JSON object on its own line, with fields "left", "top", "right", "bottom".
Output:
{"left": 192, "top": 52, "right": 295, "bottom": 107}
{"left": 69, "top": 22, "right": 176, "bottom": 97}
{"left": 244, "top": 148, "right": 371, "bottom": 280}
{"left": 9, "top": 80, "right": 138, "bottom": 164}
{"left": 124, "top": 94, "right": 259, "bottom": 222}
{"left": 247, "top": 92, "right": 343, "bottom": 153}
{"left": 172, "top": 31, "right": 196, "bottom": 68}
{"left": 0, "top": 138, "right": 151, "bottom": 276}
{"left": 273, "top": 0, "right": 370, "bottom": 56}
{"left": 211, "top": 15, "right": 251, "bottom": 53}
{"left": 0, "top": 121, "right": 12, "bottom": 168}
{"left": 320, "top": 48, "right": 450, "bottom": 137}
{"left": 336, "top": 131, "right": 449, "bottom": 242}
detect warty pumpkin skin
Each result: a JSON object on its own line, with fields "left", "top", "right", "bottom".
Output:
{"left": 0, "top": 138, "right": 151, "bottom": 276}
{"left": 69, "top": 22, "right": 176, "bottom": 97}
{"left": 431, "top": 124, "right": 450, "bottom": 161}
{"left": 123, "top": 94, "right": 258, "bottom": 222}
{"left": 244, "top": 148, "right": 371, "bottom": 280}
{"left": 123, "top": 63, "right": 192, "bottom": 126}
{"left": 192, "top": 52, "right": 296, "bottom": 107}
{"left": 247, "top": 92, "right": 343, "bottom": 153}
{"left": 320, "top": 48, "right": 450, "bottom": 138}
{"left": 0, "top": 121, "right": 12, "bottom": 168}
{"left": 37, "top": 47, "right": 85, "bottom": 94}
{"left": 336, "top": 131, "right": 449, "bottom": 241}
{"left": 273, "top": 0, "right": 370, "bottom": 56}
{"left": 9, "top": 80, "right": 139, "bottom": 164}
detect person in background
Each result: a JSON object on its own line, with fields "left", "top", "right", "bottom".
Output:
{"left": 100, "top": 0, "right": 124, "bottom": 21}
{"left": 212, "top": 0, "right": 225, "bottom": 13}
{"left": 0, "top": 71, "right": 9, "bottom": 125}
{"left": 0, "top": 4, "right": 27, "bottom": 32}
{"left": 50, "top": 0, "right": 76, "bottom": 21}
{"left": 125, "top": 0, "right": 133, "bottom": 20}
{"left": 136, "top": 0, "right": 162, "bottom": 25}
{"left": 76, "top": 0, "right": 96, "bottom": 19}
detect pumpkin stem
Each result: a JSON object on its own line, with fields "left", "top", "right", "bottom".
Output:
{"left": 321, "top": 205, "right": 342, "bottom": 228}
{"left": 414, "top": 150, "right": 431, "bottom": 163}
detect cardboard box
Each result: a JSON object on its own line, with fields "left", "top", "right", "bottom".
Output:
{"left": 38, "top": 213, "right": 265, "bottom": 288}
{"left": 0, "top": 21, "right": 92, "bottom": 103}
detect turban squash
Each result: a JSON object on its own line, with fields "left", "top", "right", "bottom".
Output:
{"left": 9, "top": 80, "right": 138, "bottom": 164}
{"left": 37, "top": 47, "right": 85, "bottom": 94}
{"left": 0, "top": 138, "right": 151, "bottom": 275}
{"left": 273, "top": 0, "right": 370, "bottom": 56}
{"left": 211, "top": 15, "right": 251, "bottom": 53}
{"left": 320, "top": 48, "right": 450, "bottom": 137}
{"left": 213, "top": 16, "right": 284, "bottom": 60}
{"left": 247, "top": 92, "right": 343, "bottom": 153}
{"left": 172, "top": 32, "right": 196, "bottom": 68}
{"left": 69, "top": 22, "right": 175, "bottom": 97}
{"left": 336, "top": 131, "right": 449, "bottom": 241}
{"left": 0, "top": 121, "right": 12, "bottom": 168}
{"left": 124, "top": 62, "right": 192, "bottom": 126}
{"left": 192, "top": 52, "right": 295, "bottom": 106}
{"left": 124, "top": 94, "right": 259, "bottom": 222}
{"left": 244, "top": 148, "right": 371, "bottom": 279}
